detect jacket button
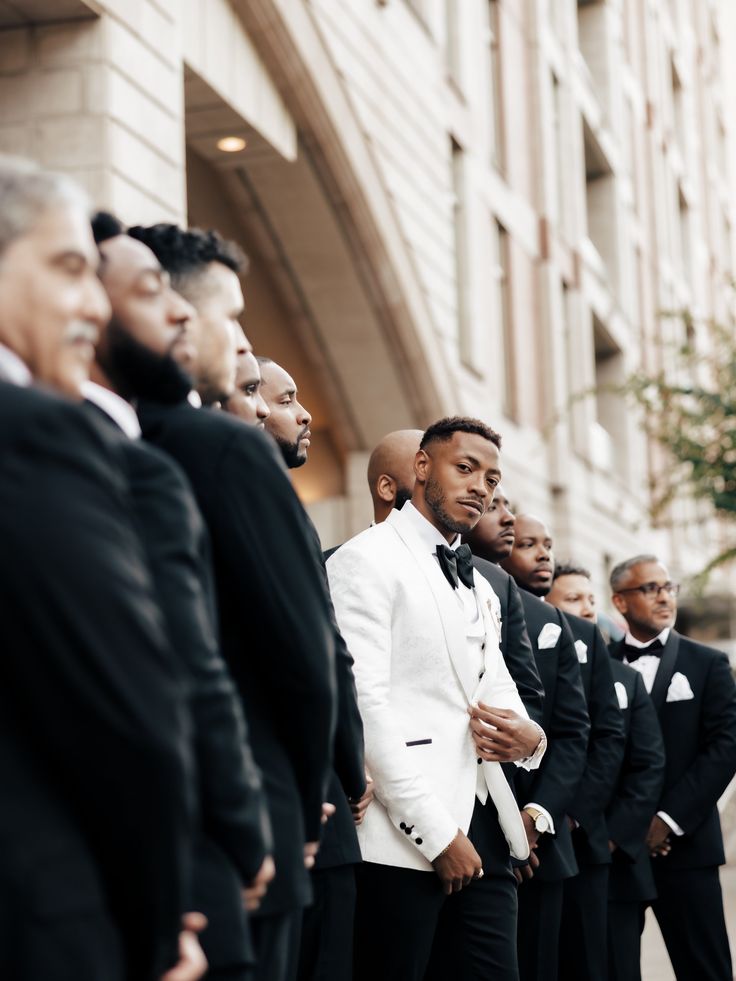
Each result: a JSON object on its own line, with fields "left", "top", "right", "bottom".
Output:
{"left": 477, "top": 758, "right": 482, "bottom": 765}
{"left": 399, "top": 822, "right": 406, "bottom": 830}
{"left": 479, "top": 669, "right": 485, "bottom": 679}
{"left": 404, "top": 827, "right": 411, "bottom": 835}
{"left": 416, "top": 838, "right": 423, "bottom": 845}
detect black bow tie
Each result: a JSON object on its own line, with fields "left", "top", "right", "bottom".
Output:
{"left": 436, "top": 544, "right": 475, "bottom": 590}
{"left": 623, "top": 638, "right": 664, "bottom": 662}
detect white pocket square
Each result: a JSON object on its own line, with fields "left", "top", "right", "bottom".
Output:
{"left": 666, "top": 672, "right": 694, "bottom": 703}
{"left": 574, "top": 639, "right": 588, "bottom": 663}
{"left": 538, "top": 623, "right": 561, "bottom": 650}
{"left": 614, "top": 681, "right": 628, "bottom": 710}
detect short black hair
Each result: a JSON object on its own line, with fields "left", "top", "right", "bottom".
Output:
{"left": 127, "top": 223, "right": 247, "bottom": 283}
{"left": 420, "top": 416, "right": 501, "bottom": 452}
{"left": 91, "top": 210, "right": 124, "bottom": 244}
{"left": 553, "top": 562, "right": 591, "bottom": 582}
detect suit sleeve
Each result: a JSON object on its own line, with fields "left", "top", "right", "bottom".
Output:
{"left": 3, "top": 403, "right": 191, "bottom": 981}
{"left": 127, "top": 447, "right": 273, "bottom": 881}
{"left": 569, "top": 627, "right": 626, "bottom": 832}
{"left": 606, "top": 672, "right": 665, "bottom": 860}
{"left": 212, "top": 429, "right": 337, "bottom": 841}
{"left": 518, "top": 614, "right": 590, "bottom": 828}
{"left": 328, "top": 546, "right": 459, "bottom": 863}
{"left": 659, "top": 650, "right": 736, "bottom": 833}
{"left": 502, "top": 577, "right": 545, "bottom": 725}
{"left": 308, "top": 524, "right": 365, "bottom": 801}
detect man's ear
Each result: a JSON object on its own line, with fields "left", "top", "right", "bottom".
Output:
{"left": 611, "top": 592, "right": 627, "bottom": 617}
{"left": 376, "top": 474, "right": 396, "bottom": 505}
{"left": 414, "top": 448, "right": 429, "bottom": 484}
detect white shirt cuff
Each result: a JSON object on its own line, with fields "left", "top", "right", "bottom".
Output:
{"left": 657, "top": 811, "right": 684, "bottom": 836}
{"left": 514, "top": 721, "right": 547, "bottom": 771}
{"left": 523, "top": 802, "right": 555, "bottom": 836}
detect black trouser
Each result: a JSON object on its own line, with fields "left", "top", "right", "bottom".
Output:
{"left": 297, "top": 864, "right": 357, "bottom": 981}
{"left": 353, "top": 799, "right": 518, "bottom": 981}
{"left": 649, "top": 865, "right": 732, "bottom": 980}
{"left": 249, "top": 910, "right": 303, "bottom": 981}
{"left": 607, "top": 900, "right": 644, "bottom": 981}
{"left": 558, "top": 864, "right": 609, "bottom": 981}
{"left": 516, "top": 878, "right": 564, "bottom": 981}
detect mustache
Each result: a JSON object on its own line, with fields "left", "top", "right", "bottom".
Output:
{"left": 64, "top": 320, "right": 99, "bottom": 345}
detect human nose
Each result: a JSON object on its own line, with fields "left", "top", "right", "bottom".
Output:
{"left": 256, "top": 392, "right": 270, "bottom": 420}
{"left": 297, "top": 401, "right": 312, "bottom": 426}
{"left": 168, "top": 288, "right": 195, "bottom": 326}
{"left": 83, "top": 275, "right": 111, "bottom": 328}
{"left": 499, "top": 504, "right": 515, "bottom": 526}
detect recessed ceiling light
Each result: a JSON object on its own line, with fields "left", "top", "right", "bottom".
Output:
{"left": 217, "top": 136, "right": 247, "bottom": 153}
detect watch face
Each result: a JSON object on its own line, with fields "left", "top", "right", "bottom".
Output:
{"left": 536, "top": 815, "right": 550, "bottom": 834}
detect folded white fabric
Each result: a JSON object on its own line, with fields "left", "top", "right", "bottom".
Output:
{"left": 666, "top": 671, "right": 694, "bottom": 702}
{"left": 538, "top": 623, "right": 562, "bottom": 650}
{"left": 614, "top": 681, "right": 628, "bottom": 710}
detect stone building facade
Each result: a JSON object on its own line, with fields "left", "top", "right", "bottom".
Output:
{"left": 1, "top": 0, "right": 734, "bottom": 615}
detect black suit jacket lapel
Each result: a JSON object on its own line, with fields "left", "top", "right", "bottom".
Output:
{"left": 609, "top": 639, "right": 624, "bottom": 662}
{"left": 650, "top": 631, "right": 680, "bottom": 714}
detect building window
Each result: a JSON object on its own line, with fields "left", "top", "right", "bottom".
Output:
{"left": 488, "top": 0, "right": 505, "bottom": 173}
{"left": 495, "top": 220, "right": 517, "bottom": 420}
{"left": 583, "top": 120, "right": 617, "bottom": 288}
{"left": 592, "top": 317, "right": 625, "bottom": 474}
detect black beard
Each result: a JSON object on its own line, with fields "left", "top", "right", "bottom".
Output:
{"left": 393, "top": 487, "right": 413, "bottom": 512}
{"left": 100, "top": 318, "right": 193, "bottom": 404}
{"left": 275, "top": 434, "right": 307, "bottom": 470}
{"left": 424, "top": 473, "right": 471, "bottom": 536}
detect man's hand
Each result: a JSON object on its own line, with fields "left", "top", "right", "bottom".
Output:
{"left": 304, "top": 841, "right": 319, "bottom": 869}
{"left": 431, "top": 830, "right": 483, "bottom": 895}
{"left": 513, "top": 849, "right": 540, "bottom": 885}
{"left": 468, "top": 704, "right": 541, "bottom": 762}
{"left": 349, "top": 778, "right": 374, "bottom": 826}
{"left": 243, "top": 855, "right": 276, "bottom": 912}
{"left": 646, "top": 815, "right": 671, "bottom": 857}
{"left": 321, "top": 802, "right": 336, "bottom": 824}
{"left": 520, "top": 810, "right": 540, "bottom": 849}
{"left": 160, "top": 912, "right": 208, "bottom": 981}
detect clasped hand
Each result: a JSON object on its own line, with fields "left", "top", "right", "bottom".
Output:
{"left": 468, "top": 702, "right": 540, "bottom": 762}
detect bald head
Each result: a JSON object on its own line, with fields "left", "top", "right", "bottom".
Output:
{"left": 499, "top": 512, "right": 555, "bottom": 596}
{"left": 367, "top": 429, "right": 423, "bottom": 523}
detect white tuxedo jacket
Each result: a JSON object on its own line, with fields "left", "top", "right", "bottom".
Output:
{"left": 327, "top": 507, "right": 532, "bottom": 872}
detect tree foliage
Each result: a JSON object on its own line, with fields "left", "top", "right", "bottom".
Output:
{"left": 623, "top": 310, "right": 736, "bottom": 577}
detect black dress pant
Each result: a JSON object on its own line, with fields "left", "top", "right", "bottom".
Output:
{"left": 558, "top": 864, "right": 609, "bottom": 981}
{"left": 353, "top": 799, "right": 518, "bottom": 981}
{"left": 297, "top": 864, "right": 357, "bottom": 981}
{"left": 516, "top": 877, "right": 564, "bottom": 981}
{"left": 650, "top": 865, "right": 732, "bottom": 980}
{"left": 249, "top": 909, "right": 303, "bottom": 981}
{"left": 607, "top": 900, "right": 645, "bottom": 981}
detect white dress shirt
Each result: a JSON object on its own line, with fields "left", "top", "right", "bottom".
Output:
{"left": 623, "top": 626, "right": 683, "bottom": 836}
{"left": 0, "top": 342, "right": 32, "bottom": 386}
{"left": 82, "top": 381, "right": 141, "bottom": 440}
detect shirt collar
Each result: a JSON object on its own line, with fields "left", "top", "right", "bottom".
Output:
{"left": 0, "top": 343, "right": 32, "bottom": 387}
{"left": 82, "top": 381, "right": 141, "bottom": 440}
{"left": 624, "top": 627, "right": 670, "bottom": 649}
{"left": 399, "top": 501, "right": 461, "bottom": 553}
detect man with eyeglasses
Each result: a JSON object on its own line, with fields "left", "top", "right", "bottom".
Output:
{"left": 609, "top": 554, "right": 736, "bottom": 980}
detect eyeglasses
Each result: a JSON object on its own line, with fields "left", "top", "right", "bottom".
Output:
{"left": 615, "top": 581, "right": 680, "bottom": 598}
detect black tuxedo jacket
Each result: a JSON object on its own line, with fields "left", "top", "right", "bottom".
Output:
{"left": 86, "top": 403, "right": 273, "bottom": 968}
{"left": 610, "top": 630, "right": 736, "bottom": 870}
{"left": 306, "top": 521, "right": 364, "bottom": 871}
{"left": 607, "top": 660, "right": 665, "bottom": 902}
{"left": 472, "top": 558, "right": 545, "bottom": 725}
{"left": 515, "top": 591, "right": 590, "bottom": 881}
{"left": 138, "top": 398, "right": 336, "bottom": 914}
{"left": 0, "top": 383, "right": 191, "bottom": 981}
{"left": 562, "top": 613, "right": 626, "bottom": 866}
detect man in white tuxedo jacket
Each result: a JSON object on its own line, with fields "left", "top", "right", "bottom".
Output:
{"left": 327, "top": 417, "right": 546, "bottom": 980}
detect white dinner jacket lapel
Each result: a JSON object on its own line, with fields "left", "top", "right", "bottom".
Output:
{"left": 387, "top": 509, "right": 477, "bottom": 702}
